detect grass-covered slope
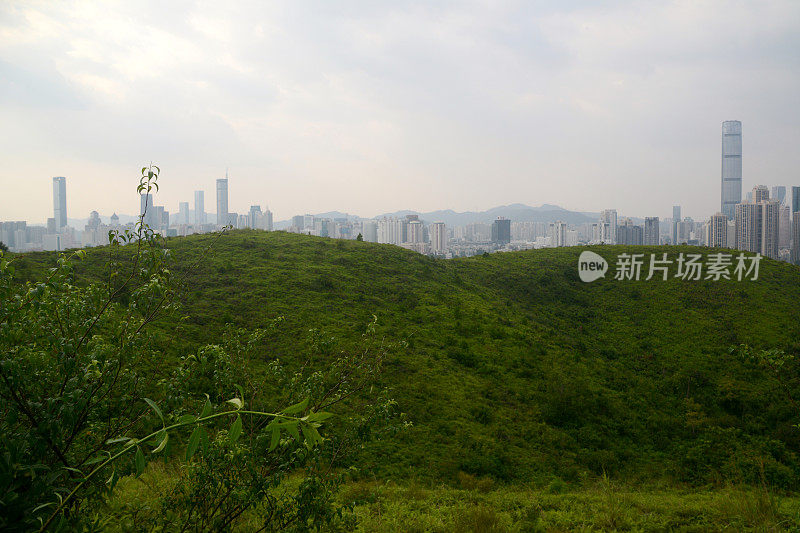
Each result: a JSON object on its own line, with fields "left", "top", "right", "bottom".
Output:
{"left": 14, "top": 230, "right": 800, "bottom": 488}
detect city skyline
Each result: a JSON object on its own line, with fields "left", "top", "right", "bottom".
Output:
{"left": 2, "top": 2, "right": 800, "bottom": 222}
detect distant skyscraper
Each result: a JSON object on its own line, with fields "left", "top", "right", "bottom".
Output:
{"left": 792, "top": 186, "right": 800, "bottom": 216}
{"left": 248, "top": 205, "right": 263, "bottom": 229}
{"left": 362, "top": 221, "right": 378, "bottom": 242}
{"left": 779, "top": 204, "right": 790, "bottom": 249}
{"left": 709, "top": 213, "right": 728, "bottom": 248}
{"left": 491, "top": 217, "right": 511, "bottom": 244}
{"left": 735, "top": 202, "right": 760, "bottom": 254}
{"left": 216, "top": 178, "right": 229, "bottom": 227}
{"left": 644, "top": 217, "right": 660, "bottom": 245}
{"left": 793, "top": 215, "right": 800, "bottom": 265}
{"left": 431, "top": 221, "right": 447, "bottom": 253}
{"left": 771, "top": 186, "right": 786, "bottom": 205}
{"left": 599, "top": 210, "right": 618, "bottom": 244}
{"left": 194, "top": 190, "right": 205, "bottom": 226}
{"left": 753, "top": 185, "right": 769, "bottom": 203}
{"left": 549, "top": 221, "right": 567, "bottom": 247}
{"left": 52, "top": 176, "right": 67, "bottom": 230}
{"left": 721, "top": 120, "right": 742, "bottom": 219}
{"left": 671, "top": 206, "right": 681, "bottom": 244}
{"left": 407, "top": 220, "right": 423, "bottom": 244}
{"left": 140, "top": 193, "right": 156, "bottom": 228}
{"left": 179, "top": 202, "right": 190, "bottom": 225}
{"left": 264, "top": 209, "right": 273, "bottom": 231}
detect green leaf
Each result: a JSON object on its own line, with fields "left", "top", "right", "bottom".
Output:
{"left": 178, "top": 414, "right": 198, "bottom": 424}
{"left": 134, "top": 447, "right": 145, "bottom": 478}
{"left": 144, "top": 398, "right": 164, "bottom": 425}
{"left": 105, "top": 436, "right": 131, "bottom": 445}
{"left": 284, "top": 421, "right": 300, "bottom": 442}
{"left": 229, "top": 415, "right": 242, "bottom": 443}
{"left": 153, "top": 431, "right": 168, "bottom": 453}
{"left": 200, "top": 396, "right": 212, "bottom": 418}
{"left": 106, "top": 469, "right": 119, "bottom": 490}
{"left": 305, "top": 411, "right": 334, "bottom": 423}
{"left": 301, "top": 423, "right": 322, "bottom": 448}
{"left": 226, "top": 398, "right": 243, "bottom": 410}
{"left": 200, "top": 426, "right": 210, "bottom": 455}
{"left": 282, "top": 397, "right": 309, "bottom": 415}
{"left": 186, "top": 426, "right": 201, "bottom": 461}
{"left": 269, "top": 426, "right": 281, "bottom": 451}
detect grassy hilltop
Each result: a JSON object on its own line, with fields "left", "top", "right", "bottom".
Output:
{"left": 17, "top": 230, "right": 800, "bottom": 487}
{"left": 11, "top": 230, "right": 800, "bottom": 530}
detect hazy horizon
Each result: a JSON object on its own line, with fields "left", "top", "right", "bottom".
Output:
{"left": 2, "top": 1, "right": 799, "bottom": 223}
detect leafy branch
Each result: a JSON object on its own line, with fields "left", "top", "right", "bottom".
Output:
{"left": 39, "top": 395, "right": 331, "bottom": 531}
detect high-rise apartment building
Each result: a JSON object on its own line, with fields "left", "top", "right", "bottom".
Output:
{"left": 407, "top": 220, "right": 423, "bottom": 244}
{"left": 779, "top": 204, "right": 790, "bottom": 249}
{"left": 216, "top": 178, "right": 229, "bottom": 227}
{"left": 760, "top": 200, "right": 779, "bottom": 259}
{"left": 709, "top": 213, "right": 728, "bottom": 248}
{"left": 721, "top": 120, "right": 742, "bottom": 219}
{"left": 194, "top": 190, "right": 205, "bottom": 226}
{"left": 617, "top": 219, "right": 643, "bottom": 245}
{"left": 598, "top": 210, "right": 618, "bottom": 244}
{"left": 491, "top": 217, "right": 511, "bottom": 244}
{"left": 362, "top": 221, "right": 378, "bottom": 243}
{"left": 753, "top": 185, "right": 769, "bottom": 203}
{"left": 52, "top": 176, "right": 67, "bottom": 230}
{"left": 431, "top": 222, "right": 447, "bottom": 253}
{"left": 735, "top": 186, "right": 780, "bottom": 259}
{"left": 644, "top": 217, "right": 660, "bottom": 245}
{"left": 549, "top": 221, "right": 567, "bottom": 247}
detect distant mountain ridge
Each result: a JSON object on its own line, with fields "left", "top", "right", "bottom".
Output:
{"left": 275, "top": 204, "right": 599, "bottom": 229}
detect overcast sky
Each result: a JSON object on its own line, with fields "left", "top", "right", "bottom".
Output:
{"left": 1, "top": 0, "right": 799, "bottom": 223}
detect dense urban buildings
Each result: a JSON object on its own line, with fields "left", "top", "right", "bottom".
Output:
{"left": 2, "top": 120, "right": 799, "bottom": 265}
{"left": 721, "top": 120, "right": 743, "bottom": 220}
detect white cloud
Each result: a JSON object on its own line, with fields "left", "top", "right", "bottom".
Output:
{"left": 0, "top": 0, "right": 798, "bottom": 223}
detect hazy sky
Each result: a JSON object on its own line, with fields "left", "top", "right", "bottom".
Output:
{"left": 1, "top": 0, "right": 799, "bottom": 223}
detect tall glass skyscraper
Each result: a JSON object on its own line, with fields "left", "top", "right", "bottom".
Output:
{"left": 216, "top": 178, "right": 228, "bottom": 227}
{"left": 52, "top": 176, "right": 67, "bottom": 230}
{"left": 721, "top": 120, "right": 742, "bottom": 220}
{"left": 194, "top": 190, "right": 205, "bottom": 226}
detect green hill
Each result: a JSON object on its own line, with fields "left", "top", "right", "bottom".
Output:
{"left": 14, "top": 230, "right": 800, "bottom": 489}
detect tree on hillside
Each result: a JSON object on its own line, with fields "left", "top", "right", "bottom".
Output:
{"left": 0, "top": 241, "right": 7, "bottom": 252}
{"left": 0, "top": 165, "right": 401, "bottom": 531}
